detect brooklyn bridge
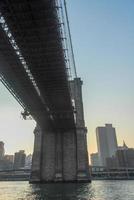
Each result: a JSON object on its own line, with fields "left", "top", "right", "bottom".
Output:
{"left": 0, "top": 0, "right": 90, "bottom": 182}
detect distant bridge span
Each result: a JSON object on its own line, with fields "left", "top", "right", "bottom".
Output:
{"left": 0, "top": 0, "right": 90, "bottom": 182}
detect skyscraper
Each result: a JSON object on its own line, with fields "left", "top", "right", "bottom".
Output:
{"left": 0, "top": 141, "right": 5, "bottom": 160}
{"left": 96, "top": 124, "right": 118, "bottom": 166}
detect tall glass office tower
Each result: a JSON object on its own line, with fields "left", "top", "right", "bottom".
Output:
{"left": 96, "top": 124, "right": 118, "bottom": 166}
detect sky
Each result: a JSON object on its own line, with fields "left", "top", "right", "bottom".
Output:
{"left": 0, "top": 0, "right": 134, "bottom": 158}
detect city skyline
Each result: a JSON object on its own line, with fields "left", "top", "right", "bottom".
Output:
{"left": 1, "top": 79, "right": 133, "bottom": 155}
{"left": 90, "top": 124, "right": 134, "bottom": 168}
{"left": 0, "top": 0, "right": 134, "bottom": 155}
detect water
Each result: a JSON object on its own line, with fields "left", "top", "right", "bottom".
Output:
{"left": 0, "top": 181, "right": 134, "bottom": 200}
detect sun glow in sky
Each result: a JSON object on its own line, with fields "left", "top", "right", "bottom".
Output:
{"left": 0, "top": 82, "right": 35, "bottom": 154}
{"left": 0, "top": 0, "right": 134, "bottom": 157}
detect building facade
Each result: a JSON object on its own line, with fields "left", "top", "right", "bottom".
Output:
{"left": 0, "top": 141, "right": 5, "bottom": 160}
{"left": 90, "top": 153, "right": 100, "bottom": 166}
{"left": 13, "top": 150, "right": 26, "bottom": 169}
{"left": 116, "top": 144, "right": 134, "bottom": 168}
{"left": 25, "top": 154, "right": 32, "bottom": 169}
{"left": 96, "top": 124, "right": 118, "bottom": 166}
{"left": 105, "top": 142, "right": 134, "bottom": 168}
{"left": 4, "top": 155, "right": 14, "bottom": 163}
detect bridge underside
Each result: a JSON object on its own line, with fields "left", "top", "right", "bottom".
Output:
{"left": 0, "top": 0, "right": 90, "bottom": 182}
{"left": 0, "top": 0, "right": 75, "bottom": 131}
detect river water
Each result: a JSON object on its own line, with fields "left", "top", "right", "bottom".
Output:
{"left": 0, "top": 180, "right": 134, "bottom": 200}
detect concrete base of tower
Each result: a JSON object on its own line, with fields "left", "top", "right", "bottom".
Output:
{"left": 30, "top": 168, "right": 91, "bottom": 183}
{"left": 30, "top": 169, "right": 91, "bottom": 184}
{"left": 54, "top": 173, "right": 63, "bottom": 182}
{"left": 31, "top": 175, "right": 91, "bottom": 183}
{"left": 30, "top": 179, "right": 91, "bottom": 184}
{"left": 29, "top": 170, "right": 41, "bottom": 183}
{"left": 77, "top": 171, "right": 91, "bottom": 182}
{"left": 30, "top": 126, "right": 91, "bottom": 183}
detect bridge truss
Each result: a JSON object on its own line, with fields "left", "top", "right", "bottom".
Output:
{"left": 0, "top": 0, "right": 77, "bottom": 131}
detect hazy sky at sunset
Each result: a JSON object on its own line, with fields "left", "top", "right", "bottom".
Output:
{"left": 68, "top": 0, "right": 134, "bottom": 155}
{"left": 0, "top": 0, "right": 134, "bottom": 158}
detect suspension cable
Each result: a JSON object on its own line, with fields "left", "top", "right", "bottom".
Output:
{"left": 63, "top": 0, "right": 77, "bottom": 78}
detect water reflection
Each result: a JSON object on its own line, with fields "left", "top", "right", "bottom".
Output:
{"left": 30, "top": 183, "right": 94, "bottom": 200}
{"left": 0, "top": 181, "right": 134, "bottom": 200}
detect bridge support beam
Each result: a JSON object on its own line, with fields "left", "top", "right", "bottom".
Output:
{"left": 30, "top": 78, "right": 90, "bottom": 183}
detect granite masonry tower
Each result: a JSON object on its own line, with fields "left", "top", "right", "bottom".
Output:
{"left": 30, "top": 78, "right": 90, "bottom": 183}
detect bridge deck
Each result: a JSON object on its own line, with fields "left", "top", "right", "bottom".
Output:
{"left": 0, "top": 0, "right": 75, "bottom": 131}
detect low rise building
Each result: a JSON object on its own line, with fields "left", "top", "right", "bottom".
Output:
{"left": 25, "top": 154, "right": 32, "bottom": 169}
{"left": 13, "top": 150, "right": 26, "bottom": 169}
{"left": 0, "top": 141, "right": 5, "bottom": 160}
{"left": 90, "top": 153, "right": 100, "bottom": 166}
{"left": 106, "top": 142, "right": 134, "bottom": 168}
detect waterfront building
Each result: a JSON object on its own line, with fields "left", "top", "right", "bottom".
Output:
{"left": 0, "top": 141, "right": 5, "bottom": 160}
{"left": 0, "top": 143, "right": 13, "bottom": 170}
{"left": 105, "top": 142, "right": 134, "bottom": 168}
{"left": 25, "top": 154, "right": 32, "bottom": 169}
{"left": 96, "top": 124, "right": 118, "bottom": 166}
{"left": 0, "top": 155, "right": 14, "bottom": 170}
{"left": 90, "top": 153, "right": 100, "bottom": 166}
{"left": 0, "top": 159, "right": 13, "bottom": 170}
{"left": 106, "top": 156, "right": 118, "bottom": 168}
{"left": 116, "top": 142, "right": 134, "bottom": 168}
{"left": 117, "top": 141, "right": 128, "bottom": 152}
{"left": 4, "top": 155, "right": 14, "bottom": 163}
{"left": 13, "top": 150, "right": 26, "bottom": 169}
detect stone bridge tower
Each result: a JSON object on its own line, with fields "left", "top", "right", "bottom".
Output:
{"left": 70, "top": 78, "right": 90, "bottom": 181}
{"left": 30, "top": 78, "right": 90, "bottom": 183}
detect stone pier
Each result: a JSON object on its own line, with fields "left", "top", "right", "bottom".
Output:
{"left": 70, "top": 78, "right": 90, "bottom": 181}
{"left": 30, "top": 78, "right": 90, "bottom": 183}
